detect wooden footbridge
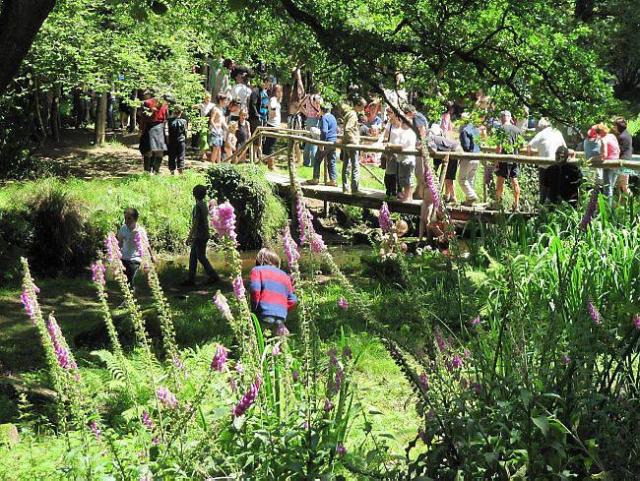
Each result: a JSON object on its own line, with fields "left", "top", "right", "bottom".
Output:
{"left": 227, "top": 126, "right": 640, "bottom": 222}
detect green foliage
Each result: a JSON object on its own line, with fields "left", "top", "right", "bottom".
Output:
{"left": 206, "top": 164, "right": 287, "bottom": 250}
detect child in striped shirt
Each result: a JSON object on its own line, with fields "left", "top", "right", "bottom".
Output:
{"left": 249, "top": 248, "right": 297, "bottom": 329}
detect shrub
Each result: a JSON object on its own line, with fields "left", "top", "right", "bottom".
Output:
{"left": 206, "top": 164, "right": 287, "bottom": 250}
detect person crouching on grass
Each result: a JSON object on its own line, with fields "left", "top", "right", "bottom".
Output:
{"left": 249, "top": 248, "right": 297, "bottom": 332}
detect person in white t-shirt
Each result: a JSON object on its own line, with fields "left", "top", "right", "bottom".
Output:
{"left": 262, "top": 84, "right": 283, "bottom": 169}
{"left": 527, "top": 118, "right": 566, "bottom": 203}
{"left": 396, "top": 119, "right": 418, "bottom": 202}
{"left": 230, "top": 72, "right": 252, "bottom": 112}
{"left": 116, "top": 208, "right": 144, "bottom": 290}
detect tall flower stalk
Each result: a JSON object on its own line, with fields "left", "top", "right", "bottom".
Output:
{"left": 90, "top": 260, "right": 124, "bottom": 358}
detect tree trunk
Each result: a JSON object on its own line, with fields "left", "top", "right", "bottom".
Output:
{"left": 94, "top": 92, "right": 107, "bottom": 146}
{"left": 0, "top": 0, "right": 56, "bottom": 93}
{"left": 50, "top": 87, "right": 60, "bottom": 143}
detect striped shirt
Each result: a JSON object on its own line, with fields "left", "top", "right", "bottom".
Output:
{"left": 249, "top": 265, "right": 297, "bottom": 320}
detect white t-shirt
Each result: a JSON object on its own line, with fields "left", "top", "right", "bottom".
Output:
{"left": 231, "top": 83, "right": 252, "bottom": 111}
{"left": 199, "top": 102, "right": 215, "bottom": 117}
{"left": 117, "top": 224, "right": 141, "bottom": 262}
{"left": 268, "top": 97, "right": 281, "bottom": 127}
{"left": 528, "top": 127, "right": 566, "bottom": 168}
{"left": 397, "top": 126, "right": 417, "bottom": 165}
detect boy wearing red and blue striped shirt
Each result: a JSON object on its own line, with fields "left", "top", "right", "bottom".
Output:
{"left": 249, "top": 248, "right": 297, "bottom": 327}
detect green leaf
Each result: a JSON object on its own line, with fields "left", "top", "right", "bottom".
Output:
{"left": 532, "top": 416, "right": 549, "bottom": 437}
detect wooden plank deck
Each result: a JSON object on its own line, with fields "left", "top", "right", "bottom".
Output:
{"left": 265, "top": 172, "right": 535, "bottom": 222}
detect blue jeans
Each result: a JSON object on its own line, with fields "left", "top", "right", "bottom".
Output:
{"left": 342, "top": 149, "right": 360, "bottom": 192}
{"left": 602, "top": 169, "right": 618, "bottom": 199}
{"left": 313, "top": 145, "right": 337, "bottom": 181}
{"left": 303, "top": 117, "right": 320, "bottom": 166}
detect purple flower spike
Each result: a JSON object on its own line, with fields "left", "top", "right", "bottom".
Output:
{"left": 450, "top": 355, "right": 463, "bottom": 370}
{"left": 21, "top": 290, "right": 37, "bottom": 323}
{"left": 210, "top": 345, "right": 228, "bottom": 372}
{"left": 378, "top": 202, "right": 393, "bottom": 233}
{"left": 337, "top": 297, "right": 349, "bottom": 310}
{"left": 587, "top": 301, "right": 601, "bottom": 326}
{"left": 336, "top": 443, "right": 347, "bottom": 457}
{"left": 213, "top": 291, "right": 233, "bottom": 321}
{"left": 419, "top": 373, "right": 429, "bottom": 391}
{"left": 275, "top": 322, "right": 290, "bottom": 337}
{"left": 342, "top": 346, "right": 352, "bottom": 359}
{"left": 134, "top": 228, "right": 150, "bottom": 258}
{"left": 141, "top": 411, "right": 154, "bottom": 430}
{"left": 210, "top": 201, "right": 237, "bottom": 242}
{"left": 104, "top": 233, "right": 122, "bottom": 264}
{"left": 90, "top": 261, "right": 106, "bottom": 286}
{"left": 282, "top": 224, "right": 300, "bottom": 267}
{"left": 470, "top": 316, "right": 481, "bottom": 327}
{"left": 296, "top": 199, "right": 307, "bottom": 244}
{"left": 580, "top": 190, "right": 598, "bottom": 231}
{"left": 562, "top": 355, "right": 571, "bottom": 365}
{"left": 292, "top": 370, "right": 300, "bottom": 382}
{"left": 47, "top": 314, "right": 77, "bottom": 371}
{"left": 423, "top": 166, "right": 441, "bottom": 210}
{"left": 89, "top": 421, "right": 101, "bottom": 441}
{"left": 232, "top": 376, "right": 262, "bottom": 418}
{"left": 634, "top": 315, "right": 640, "bottom": 330}
{"left": 272, "top": 342, "right": 282, "bottom": 356}
{"left": 310, "top": 232, "right": 327, "bottom": 254}
{"left": 232, "top": 276, "right": 246, "bottom": 300}
{"left": 324, "top": 399, "right": 334, "bottom": 412}
{"left": 156, "top": 386, "right": 178, "bottom": 409}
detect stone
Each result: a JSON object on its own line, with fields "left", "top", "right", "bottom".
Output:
{"left": 0, "top": 424, "right": 19, "bottom": 446}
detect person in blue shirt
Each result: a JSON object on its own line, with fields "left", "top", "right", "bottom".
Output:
{"left": 458, "top": 113, "right": 481, "bottom": 205}
{"left": 306, "top": 103, "right": 338, "bottom": 186}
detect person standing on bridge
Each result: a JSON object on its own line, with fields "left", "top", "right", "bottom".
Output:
{"left": 306, "top": 103, "right": 338, "bottom": 186}
{"left": 262, "top": 84, "right": 283, "bottom": 169}
{"left": 302, "top": 88, "right": 323, "bottom": 167}
{"left": 458, "top": 113, "right": 481, "bottom": 206}
{"left": 494, "top": 110, "right": 523, "bottom": 211}
{"left": 342, "top": 97, "right": 367, "bottom": 194}
{"left": 526, "top": 118, "right": 566, "bottom": 204}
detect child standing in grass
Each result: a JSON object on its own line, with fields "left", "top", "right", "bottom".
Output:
{"left": 117, "top": 208, "right": 142, "bottom": 290}
{"left": 183, "top": 185, "right": 220, "bottom": 286}
{"left": 249, "top": 248, "right": 297, "bottom": 329}
{"left": 168, "top": 105, "right": 188, "bottom": 175}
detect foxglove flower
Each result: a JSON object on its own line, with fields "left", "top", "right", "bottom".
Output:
{"left": 587, "top": 301, "right": 601, "bottom": 326}
{"left": 292, "top": 370, "right": 300, "bottom": 382}
{"left": 324, "top": 399, "right": 334, "bottom": 412}
{"left": 579, "top": 190, "right": 598, "bottom": 231}
{"left": 378, "top": 202, "right": 393, "bottom": 233}
{"left": 449, "top": 355, "right": 463, "bottom": 370}
{"left": 232, "top": 275, "right": 246, "bottom": 300}
{"left": 232, "top": 376, "right": 262, "bottom": 417}
{"left": 172, "top": 355, "right": 185, "bottom": 371}
{"left": 423, "top": 166, "right": 441, "bottom": 210}
{"left": 310, "top": 232, "right": 327, "bottom": 254}
{"left": 282, "top": 224, "right": 300, "bottom": 267}
{"left": 296, "top": 198, "right": 307, "bottom": 244}
{"left": 210, "top": 345, "right": 228, "bottom": 372}
{"left": 328, "top": 348, "right": 339, "bottom": 366}
{"left": 210, "top": 201, "right": 237, "bottom": 242}
{"left": 47, "top": 314, "right": 77, "bottom": 371}
{"left": 90, "top": 261, "right": 106, "bottom": 287}
{"left": 419, "top": 373, "right": 429, "bottom": 391}
{"left": 337, "top": 297, "right": 349, "bottom": 310}
{"left": 342, "top": 346, "right": 352, "bottom": 359}
{"left": 275, "top": 322, "right": 290, "bottom": 337}
{"left": 272, "top": 342, "right": 282, "bottom": 356}
{"left": 156, "top": 386, "right": 178, "bottom": 409}
{"left": 89, "top": 421, "right": 101, "bottom": 441}
{"left": 336, "top": 443, "right": 346, "bottom": 457}
{"left": 562, "top": 355, "right": 571, "bottom": 365}
{"left": 213, "top": 291, "right": 232, "bottom": 321}
{"left": 334, "top": 369, "right": 344, "bottom": 393}
{"left": 235, "top": 361, "right": 244, "bottom": 374}
{"left": 634, "top": 315, "right": 640, "bottom": 330}
{"left": 104, "top": 233, "right": 122, "bottom": 264}
{"left": 470, "top": 316, "right": 481, "bottom": 327}
{"left": 20, "top": 290, "right": 37, "bottom": 323}
{"left": 141, "top": 411, "right": 154, "bottom": 430}
{"left": 134, "top": 228, "right": 150, "bottom": 258}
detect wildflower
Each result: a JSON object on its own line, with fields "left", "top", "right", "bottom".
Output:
{"left": 210, "top": 345, "right": 228, "bottom": 372}
{"left": 587, "top": 300, "right": 601, "bottom": 326}
{"left": 449, "top": 355, "right": 463, "bottom": 370}
{"left": 210, "top": 201, "right": 237, "bottom": 242}
{"left": 328, "top": 348, "right": 339, "bottom": 366}
{"left": 89, "top": 421, "right": 101, "bottom": 441}
{"left": 310, "top": 232, "right": 327, "bottom": 254}
{"left": 272, "top": 342, "right": 282, "bottom": 356}
{"left": 156, "top": 386, "right": 178, "bottom": 409}
{"left": 296, "top": 198, "right": 307, "bottom": 244}
{"left": 20, "top": 290, "right": 37, "bottom": 323}
{"left": 235, "top": 361, "right": 244, "bottom": 374}
{"left": 336, "top": 443, "right": 347, "bottom": 457}
{"left": 634, "top": 315, "right": 640, "bottom": 330}
{"left": 213, "top": 291, "right": 233, "bottom": 321}
{"left": 463, "top": 349, "right": 471, "bottom": 359}
{"left": 46, "top": 314, "right": 77, "bottom": 371}
{"left": 141, "top": 411, "right": 154, "bottom": 430}
{"left": 342, "top": 346, "right": 352, "bottom": 359}
{"left": 104, "top": 233, "right": 122, "bottom": 264}
{"left": 471, "top": 382, "right": 482, "bottom": 395}
{"left": 90, "top": 261, "right": 106, "bottom": 287}
{"left": 232, "top": 275, "right": 246, "bottom": 300}
{"left": 324, "top": 399, "right": 334, "bottom": 412}
{"left": 337, "top": 297, "right": 349, "bottom": 310}
{"left": 232, "top": 376, "right": 262, "bottom": 417}
{"left": 134, "top": 228, "right": 150, "bottom": 258}
{"left": 579, "top": 190, "right": 598, "bottom": 231}
{"left": 419, "top": 373, "right": 429, "bottom": 391}
{"left": 292, "top": 370, "right": 300, "bottom": 382}
{"left": 334, "top": 369, "right": 344, "bottom": 393}
{"left": 562, "top": 355, "right": 571, "bottom": 365}
{"left": 172, "top": 355, "right": 185, "bottom": 371}
{"left": 275, "top": 322, "right": 290, "bottom": 337}
{"left": 423, "top": 166, "right": 441, "bottom": 210}
{"left": 435, "top": 332, "right": 448, "bottom": 353}
{"left": 470, "top": 316, "right": 481, "bottom": 327}
{"left": 378, "top": 202, "right": 393, "bottom": 233}
{"left": 282, "top": 224, "right": 300, "bottom": 267}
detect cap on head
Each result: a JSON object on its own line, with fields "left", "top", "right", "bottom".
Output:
{"left": 500, "top": 110, "right": 512, "bottom": 119}
{"left": 537, "top": 117, "right": 551, "bottom": 129}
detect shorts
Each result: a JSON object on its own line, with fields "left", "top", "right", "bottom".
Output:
{"left": 496, "top": 162, "right": 519, "bottom": 179}
{"left": 434, "top": 157, "right": 459, "bottom": 180}
{"left": 208, "top": 128, "right": 223, "bottom": 147}
{"left": 397, "top": 160, "right": 415, "bottom": 188}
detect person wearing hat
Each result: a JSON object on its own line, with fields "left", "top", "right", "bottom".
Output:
{"left": 306, "top": 102, "right": 338, "bottom": 186}
{"left": 494, "top": 110, "right": 523, "bottom": 210}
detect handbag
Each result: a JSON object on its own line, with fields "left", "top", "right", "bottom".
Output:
{"left": 379, "top": 125, "right": 395, "bottom": 170}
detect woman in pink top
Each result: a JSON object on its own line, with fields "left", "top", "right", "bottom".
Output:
{"left": 440, "top": 101, "right": 455, "bottom": 137}
{"left": 594, "top": 123, "right": 620, "bottom": 198}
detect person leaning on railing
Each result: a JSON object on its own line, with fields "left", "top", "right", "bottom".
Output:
{"left": 526, "top": 117, "right": 567, "bottom": 204}
{"left": 341, "top": 97, "right": 367, "bottom": 194}
{"left": 305, "top": 102, "right": 338, "bottom": 187}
